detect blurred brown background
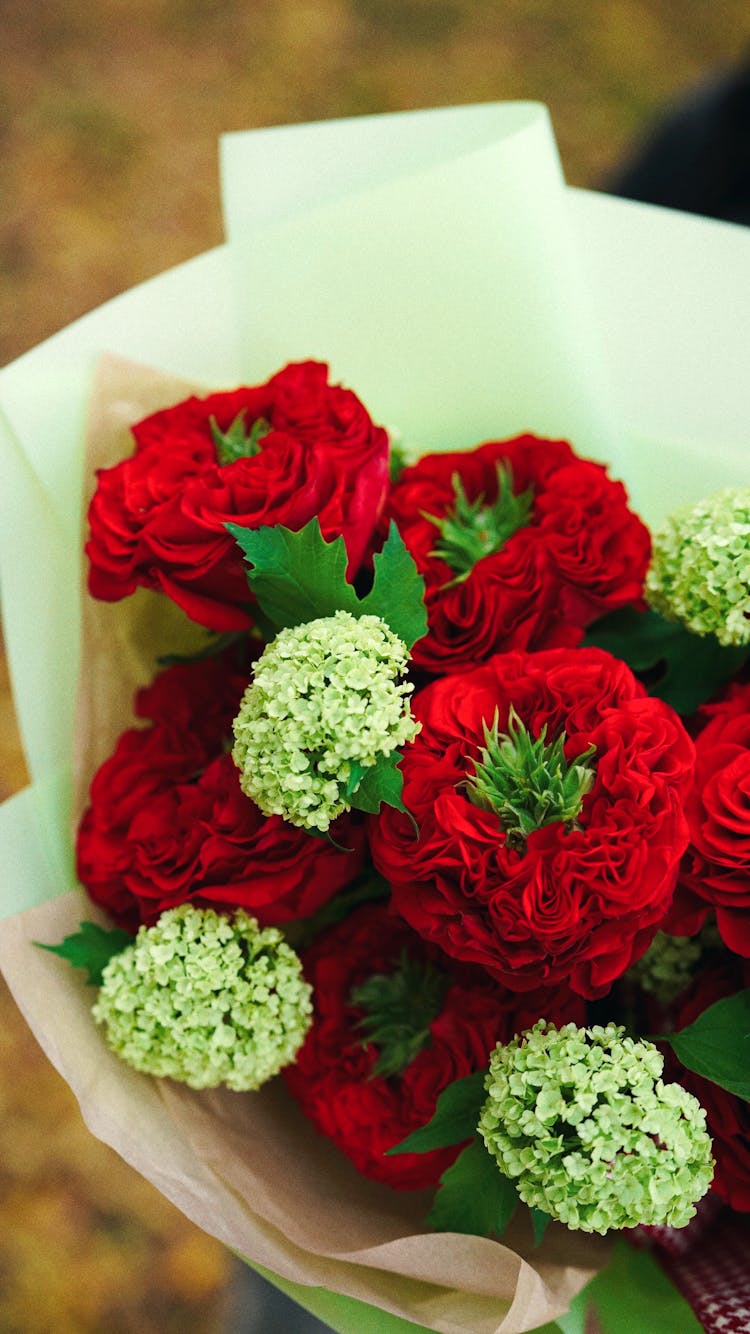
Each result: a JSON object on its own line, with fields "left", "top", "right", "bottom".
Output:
{"left": 2, "top": 2, "right": 750, "bottom": 1329}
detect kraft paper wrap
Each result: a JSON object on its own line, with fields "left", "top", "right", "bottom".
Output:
{"left": 0, "top": 355, "right": 609, "bottom": 1334}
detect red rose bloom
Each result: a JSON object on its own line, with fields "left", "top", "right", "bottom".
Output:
{"left": 674, "top": 962, "right": 750, "bottom": 1212}
{"left": 86, "top": 361, "right": 390, "bottom": 630}
{"left": 669, "top": 683, "right": 750, "bottom": 958}
{"left": 369, "top": 647, "right": 694, "bottom": 998}
{"left": 386, "top": 437, "right": 651, "bottom": 674}
{"left": 77, "top": 653, "right": 366, "bottom": 932}
{"left": 283, "top": 904, "right": 584, "bottom": 1190}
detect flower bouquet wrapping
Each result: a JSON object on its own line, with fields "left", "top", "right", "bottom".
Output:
{"left": 3, "top": 104, "right": 750, "bottom": 1334}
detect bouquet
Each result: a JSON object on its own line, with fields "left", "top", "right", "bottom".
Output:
{"left": 3, "top": 103, "right": 750, "bottom": 1333}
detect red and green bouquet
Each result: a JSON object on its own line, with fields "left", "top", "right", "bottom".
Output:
{"left": 44, "top": 354, "right": 750, "bottom": 1331}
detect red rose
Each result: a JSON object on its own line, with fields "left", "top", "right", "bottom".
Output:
{"left": 386, "top": 437, "right": 651, "bottom": 674}
{"left": 669, "top": 683, "right": 750, "bottom": 958}
{"left": 135, "top": 650, "right": 251, "bottom": 750}
{"left": 674, "top": 962, "right": 750, "bottom": 1212}
{"left": 86, "top": 361, "right": 390, "bottom": 630}
{"left": 283, "top": 904, "right": 584, "bottom": 1190}
{"left": 369, "top": 647, "right": 694, "bottom": 998}
{"left": 77, "top": 654, "right": 366, "bottom": 932}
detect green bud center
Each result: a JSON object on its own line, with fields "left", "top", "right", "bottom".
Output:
{"left": 350, "top": 951, "right": 450, "bottom": 1079}
{"left": 426, "top": 462, "right": 533, "bottom": 578}
{"left": 211, "top": 412, "right": 271, "bottom": 466}
{"left": 466, "top": 706, "right": 596, "bottom": 849}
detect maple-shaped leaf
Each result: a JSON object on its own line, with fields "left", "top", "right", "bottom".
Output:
{"left": 226, "top": 518, "right": 426, "bottom": 647}
{"left": 36, "top": 921, "right": 132, "bottom": 985}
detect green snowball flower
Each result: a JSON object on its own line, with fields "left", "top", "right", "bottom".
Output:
{"left": 646, "top": 488, "right": 750, "bottom": 645}
{"left": 232, "top": 610, "right": 420, "bottom": 832}
{"left": 628, "top": 931, "right": 702, "bottom": 1004}
{"left": 628, "top": 925, "right": 720, "bottom": 1004}
{"left": 93, "top": 905, "right": 312, "bottom": 1091}
{"left": 478, "top": 1021, "right": 714, "bottom": 1235}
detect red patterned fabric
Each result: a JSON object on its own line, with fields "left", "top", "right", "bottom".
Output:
{"left": 661, "top": 1213, "right": 750, "bottom": 1333}
{"left": 629, "top": 1191, "right": 723, "bottom": 1257}
{"left": 630, "top": 1204, "right": 750, "bottom": 1332}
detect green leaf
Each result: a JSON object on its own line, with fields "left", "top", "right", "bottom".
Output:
{"left": 344, "top": 761, "right": 369, "bottom": 801}
{"left": 553, "top": 1287, "right": 591, "bottom": 1334}
{"left": 226, "top": 517, "right": 427, "bottom": 650}
{"left": 664, "top": 987, "right": 750, "bottom": 1100}
{"left": 588, "top": 1240, "right": 703, "bottom": 1334}
{"left": 387, "top": 1071, "right": 486, "bottom": 1155}
{"left": 210, "top": 412, "right": 270, "bottom": 465}
{"left": 520, "top": 1241, "right": 700, "bottom": 1334}
{"left": 349, "top": 750, "right": 406, "bottom": 815}
{"left": 529, "top": 1207, "right": 551, "bottom": 1246}
{"left": 467, "top": 705, "right": 596, "bottom": 848}
{"left": 351, "top": 952, "right": 450, "bottom": 1079}
{"left": 428, "top": 1139, "right": 519, "bottom": 1236}
{"left": 426, "top": 462, "right": 533, "bottom": 579}
{"left": 35, "top": 921, "right": 132, "bottom": 986}
{"left": 359, "top": 521, "right": 428, "bottom": 649}
{"left": 583, "top": 606, "right": 750, "bottom": 716}
{"left": 226, "top": 519, "right": 360, "bottom": 632}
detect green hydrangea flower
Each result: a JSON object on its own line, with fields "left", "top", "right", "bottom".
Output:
{"left": 628, "top": 927, "right": 720, "bottom": 1004}
{"left": 478, "top": 1021, "right": 714, "bottom": 1235}
{"left": 646, "top": 488, "right": 750, "bottom": 645}
{"left": 93, "top": 905, "right": 312, "bottom": 1091}
{"left": 232, "top": 610, "right": 419, "bottom": 831}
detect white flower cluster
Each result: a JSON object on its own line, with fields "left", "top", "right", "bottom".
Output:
{"left": 232, "top": 610, "right": 419, "bottom": 831}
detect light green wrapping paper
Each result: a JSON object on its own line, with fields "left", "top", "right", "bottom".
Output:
{"left": 0, "top": 247, "right": 242, "bottom": 818}
{"left": 220, "top": 104, "right": 615, "bottom": 460}
{"left": 1, "top": 103, "right": 750, "bottom": 1333}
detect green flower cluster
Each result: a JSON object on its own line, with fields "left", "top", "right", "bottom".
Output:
{"left": 232, "top": 610, "right": 419, "bottom": 831}
{"left": 646, "top": 488, "right": 750, "bottom": 645}
{"left": 629, "top": 931, "right": 702, "bottom": 1004}
{"left": 93, "top": 905, "right": 312, "bottom": 1091}
{"left": 478, "top": 1021, "right": 714, "bottom": 1235}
